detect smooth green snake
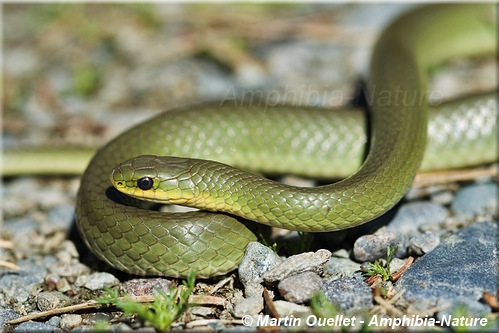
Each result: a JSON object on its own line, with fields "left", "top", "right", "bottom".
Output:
{"left": 74, "top": 4, "right": 497, "bottom": 278}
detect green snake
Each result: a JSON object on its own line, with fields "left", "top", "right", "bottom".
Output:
{"left": 75, "top": 4, "right": 497, "bottom": 278}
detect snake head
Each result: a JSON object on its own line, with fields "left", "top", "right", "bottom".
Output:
{"left": 110, "top": 155, "right": 197, "bottom": 204}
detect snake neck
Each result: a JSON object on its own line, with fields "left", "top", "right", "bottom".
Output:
{"left": 150, "top": 158, "right": 394, "bottom": 232}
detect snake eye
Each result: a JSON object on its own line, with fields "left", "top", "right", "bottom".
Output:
{"left": 137, "top": 177, "right": 154, "bottom": 190}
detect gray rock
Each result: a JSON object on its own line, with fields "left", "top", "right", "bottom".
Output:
{"left": 1, "top": 178, "right": 40, "bottom": 216}
{"left": 68, "top": 324, "right": 100, "bottom": 332}
{"left": 36, "top": 291, "right": 71, "bottom": 311}
{"left": 353, "top": 232, "right": 406, "bottom": 262}
{"left": 408, "top": 231, "right": 440, "bottom": 256}
{"left": 272, "top": 300, "right": 312, "bottom": 318}
{"left": 46, "top": 316, "right": 61, "bottom": 328}
{"left": 238, "top": 242, "right": 282, "bottom": 299}
{"left": 235, "top": 237, "right": 271, "bottom": 323}
{"left": 190, "top": 306, "right": 214, "bottom": 317}
{"left": 74, "top": 275, "right": 88, "bottom": 288}
{"left": 396, "top": 221, "right": 497, "bottom": 306}
{"left": 386, "top": 201, "right": 448, "bottom": 235}
{"left": 121, "top": 278, "right": 173, "bottom": 296}
{"left": 2, "top": 218, "right": 39, "bottom": 243}
{"left": 242, "top": 284, "right": 264, "bottom": 300}
{"left": 436, "top": 296, "right": 491, "bottom": 321}
{"left": 452, "top": 183, "right": 497, "bottom": 217}
{"left": 35, "top": 187, "right": 69, "bottom": 210}
{"left": 0, "top": 275, "right": 33, "bottom": 304}
{"left": 17, "top": 259, "right": 51, "bottom": 280}
{"left": 47, "top": 242, "right": 90, "bottom": 281}
{"left": 44, "top": 274, "right": 71, "bottom": 293}
{"left": 238, "top": 242, "right": 282, "bottom": 287}
{"left": 0, "top": 260, "right": 47, "bottom": 303}
{"left": 325, "top": 250, "right": 360, "bottom": 278}
{"left": 233, "top": 291, "right": 263, "bottom": 317}
{"left": 321, "top": 275, "right": 373, "bottom": 311}
{"left": 109, "top": 322, "right": 137, "bottom": 332}
{"left": 48, "top": 204, "right": 75, "bottom": 230}
{"left": 220, "top": 325, "right": 256, "bottom": 332}
{"left": 389, "top": 258, "right": 408, "bottom": 275}
{"left": 14, "top": 321, "right": 58, "bottom": 333}
{"left": 263, "top": 249, "right": 331, "bottom": 283}
{"left": 83, "top": 272, "right": 119, "bottom": 291}
{"left": 430, "top": 190, "right": 454, "bottom": 205}
{"left": 88, "top": 313, "right": 111, "bottom": 326}
{"left": 59, "top": 314, "right": 83, "bottom": 331}
{"left": 0, "top": 309, "right": 21, "bottom": 329}
{"left": 278, "top": 272, "right": 323, "bottom": 303}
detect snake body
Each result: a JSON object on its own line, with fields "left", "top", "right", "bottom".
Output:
{"left": 76, "top": 5, "right": 496, "bottom": 278}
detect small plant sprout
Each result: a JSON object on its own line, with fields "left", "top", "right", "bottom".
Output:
{"left": 364, "top": 244, "right": 399, "bottom": 282}
{"left": 98, "top": 270, "right": 196, "bottom": 332}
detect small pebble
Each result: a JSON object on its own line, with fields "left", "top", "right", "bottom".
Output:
{"left": 238, "top": 242, "right": 283, "bottom": 287}
{"left": 408, "top": 231, "right": 440, "bottom": 256}
{"left": 437, "top": 296, "right": 491, "bottom": 321}
{"left": 74, "top": 275, "right": 88, "bottom": 288}
{"left": 430, "top": 190, "right": 454, "bottom": 205}
{"left": 17, "top": 257, "right": 55, "bottom": 277}
{"left": 121, "top": 278, "right": 173, "bottom": 296}
{"left": 60, "top": 314, "right": 83, "bottom": 331}
{"left": 386, "top": 201, "right": 448, "bottom": 235}
{"left": 321, "top": 275, "right": 373, "bottom": 311}
{"left": 325, "top": 250, "right": 360, "bottom": 278}
{"left": 36, "top": 291, "right": 71, "bottom": 311}
{"left": 2, "top": 217, "right": 38, "bottom": 239}
{"left": 0, "top": 260, "right": 48, "bottom": 303}
{"left": 64, "top": 324, "right": 96, "bottom": 332}
{"left": 387, "top": 258, "right": 406, "bottom": 276}
{"left": 233, "top": 292, "right": 263, "bottom": 317}
{"left": 353, "top": 232, "right": 406, "bottom": 262}
{"left": 272, "top": 300, "right": 312, "bottom": 318}
{"left": 109, "top": 322, "right": 136, "bottom": 332}
{"left": 278, "top": 272, "right": 323, "bottom": 303}
{"left": 14, "top": 321, "right": 58, "bottom": 333}
{"left": 2, "top": 178, "right": 40, "bottom": 216}
{"left": 83, "top": 272, "right": 119, "bottom": 291}
{"left": 238, "top": 242, "right": 281, "bottom": 300}
{"left": 47, "top": 204, "right": 76, "bottom": 230}
{"left": 190, "top": 306, "right": 214, "bottom": 317}
{"left": 452, "top": 183, "right": 497, "bottom": 217}
{"left": 0, "top": 275, "right": 33, "bottom": 304}
{"left": 0, "top": 309, "right": 22, "bottom": 328}
{"left": 243, "top": 283, "right": 264, "bottom": 300}
{"left": 46, "top": 316, "right": 62, "bottom": 327}
{"left": 263, "top": 249, "right": 331, "bottom": 283}
{"left": 35, "top": 187, "right": 69, "bottom": 210}
{"left": 89, "top": 313, "right": 112, "bottom": 325}
{"left": 44, "top": 273, "right": 62, "bottom": 290}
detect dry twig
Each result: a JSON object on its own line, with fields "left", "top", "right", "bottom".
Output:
{"left": 389, "top": 256, "right": 414, "bottom": 282}
{"left": 6, "top": 294, "right": 226, "bottom": 325}
{"left": 413, "top": 165, "right": 497, "bottom": 188}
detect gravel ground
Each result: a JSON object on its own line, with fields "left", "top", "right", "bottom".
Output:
{"left": 2, "top": 3, "right": 497, "bottom": 332}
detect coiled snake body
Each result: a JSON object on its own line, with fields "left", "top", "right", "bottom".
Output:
{"left": 76, "top": 5, "right": 497, "bottom": 278}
